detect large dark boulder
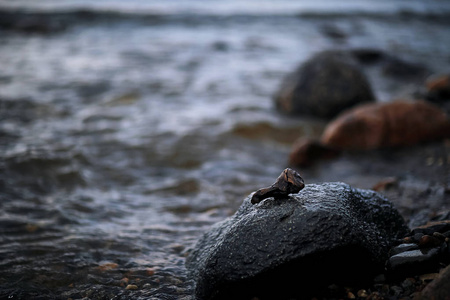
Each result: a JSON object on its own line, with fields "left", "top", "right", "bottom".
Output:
{"left": 274, "top": 51, "right": 375, "bottom": 119}
{"left": 186, "top": 182, "right": 408, "bottom": 300}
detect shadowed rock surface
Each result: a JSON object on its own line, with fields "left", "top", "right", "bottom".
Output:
{"left": 186, "top": 182, "right": 408, "bottom": 300}
{"left": 273, "top": 51, "right": 375, "bottom": 119}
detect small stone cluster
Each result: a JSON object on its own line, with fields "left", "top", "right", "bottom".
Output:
{"left": 388, "top": 220, "right": 450, "bottom": 277}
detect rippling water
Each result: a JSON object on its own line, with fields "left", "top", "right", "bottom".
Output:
{"left": 1, "top": 1, "right": 450, "bottom": 299}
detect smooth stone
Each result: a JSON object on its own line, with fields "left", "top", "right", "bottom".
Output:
{"left": 388, "top": 248, "right": 441, "bottom": 276}
{"left": 390, "top": 243, "right": 419, "bottom": 256}
{"left": 274, "top": 50, "right": 375, "bottom": 119}
{"left": 321, "top": 100, "right": 450, "bottom": 150}
{"left": 187, "top": 182, "right": 408, "bottom": 300}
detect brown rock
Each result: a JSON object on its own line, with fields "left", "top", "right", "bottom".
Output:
{"left": 418, "top": 235, "right": 443, "bottom": 248}
{"left": 321, "top": 100, "right": 450, "bottom": 150}
{"left": 97, "top": 262, "right": 118, "bottom": 272}
{"left": 125, "top": 284, "right": 138, "bottom": 290}
{"left": 357, "top": 289, "right": 369, "bottom": 298}
{"left": 288, "top": 138, "right": 340, "bottom": 167}
{"left": 415, "top": 264, "right": 450, "bottom": 300}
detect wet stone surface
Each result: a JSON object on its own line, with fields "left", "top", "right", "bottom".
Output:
{"left": 187, "top": 182, "right": 408, "bottom": 300}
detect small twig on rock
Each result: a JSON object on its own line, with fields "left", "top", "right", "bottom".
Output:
{"left": 251, "top": 168, "right": 305, "bottom": 204}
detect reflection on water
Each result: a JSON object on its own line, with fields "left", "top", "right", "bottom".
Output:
{"left": 1, "top": 1, "right": 450, "bottom": 298}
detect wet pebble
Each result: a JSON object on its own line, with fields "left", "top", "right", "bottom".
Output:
{"left": 390, "top": 243, "right": 419, "bottom": 256}
{"left": 125, "top": 284, "right": 138, "bottom": 290}
{"left": 97, "top": 262, "right": 118, "bottom": 272}
{"left": 357, "top": 289, "right": 368, "bottom": 297}
{"left": 389, "top": 248, "right": 440, "bottom": 272}
{"left": 418, "top": 235, "right": 442, "bottom": 248}
{"left": 389, "top": 285, "right": 403, "bottom": 297}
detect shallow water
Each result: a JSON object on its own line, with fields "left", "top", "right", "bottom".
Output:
{"left": 1, "top": 1, "right": 450, "bottom": 299}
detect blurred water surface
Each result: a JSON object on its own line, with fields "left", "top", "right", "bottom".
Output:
{"left": 1, "top": 1, "right": 450, "bottom": 299}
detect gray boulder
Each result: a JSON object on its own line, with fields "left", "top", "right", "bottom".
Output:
{"left": 186, "top": 182, "right": 408, "bottom": 300}
{"left": 274, "top": 51, "right": 375, "bottom": 119}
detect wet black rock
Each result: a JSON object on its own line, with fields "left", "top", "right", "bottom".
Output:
{"left": 274, "top": 51, "right": 375, "bottom": 119}
{"left": 186, "top": 182, "right": 408, "bottom": 300}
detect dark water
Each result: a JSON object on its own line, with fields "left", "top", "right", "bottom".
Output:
{"left": 1, "top": 1, "right": 450, "bottom": 299}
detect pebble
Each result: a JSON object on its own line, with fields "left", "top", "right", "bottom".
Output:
{"left": 125, "top": 284, "right": 138, "bottom": 290}
{"left": 433, "top": 232, "right": 446, "bottom": 240}
{"left": 119, "top": 277, "right": 129, "bottom": 287}
{"left": 401, "top": 277, "right": 415, "bottom": 289}
{"left": 357, "top": 289, "right": 368, "bottom": 297}
{"left": 390, "top": 243, "right": 419, "bottom": 256}
{"left": 418, "top": 235, "right": 443, "bottom": 248}
{"left": 389, "top": 285, "right": 403, "bottom": 297}
{"left": 389, "top": 248, "right": 439, "bottom": 269}
{"left": 413, "top": 233, "right": 424, "bottom": 243}
{"left": 97, "top": 262, "right": 118, "bottom": 272}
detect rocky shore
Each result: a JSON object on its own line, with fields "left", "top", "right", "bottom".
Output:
{"left": 187, "top": 50, "right": 450, "bottom": 300}
{"left": 1, "top": 4, "right": 449, "bottom": 298}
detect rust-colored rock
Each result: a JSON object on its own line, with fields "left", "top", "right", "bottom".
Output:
{"left": 321, "top": 100, "right": 450, "bottom": 150}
